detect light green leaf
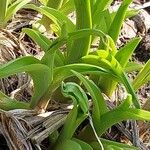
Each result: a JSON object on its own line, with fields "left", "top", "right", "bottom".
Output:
{"left": 0, "top": 0, "right": 8, "bottom": 27}
{"left": 67, "top": 0, "right": 92, "bottom": 63}
{"left": 0, "top": 56, "right": 52, "bottom": 109}
{"left": 55, "top": 140, "right": 83, "bottom": 150}
{"left": 81, "top": 52, "right": 140, "bottom": 108}
{"left": 56, "top": 82, "right": 88, "bottom": 143}
{"left": 60, "top": 0, "right": 75, "bottom": 15}
{"left": 22, "top": 28, "right": 51, "bottom": 52}
{"left": 22, "top": 28, "right": 65, "bottom": 67}
{"left": 24, "top": 4, "right": 75, "bottom": 33}
{"left": 108, "top": 0, "right": 132, "bottom": 42}
{"left": 93, "top": 0, "right": 113, "bottom": 14}
{"left": 72, "top": 71, "right": 108, "bottom": 129}
{"left": 115, "top": 37, "right": 141, "bottom": 68}
{"left": 5, "top": 0, "right": 31, "bottom": 23}
{"left": 73, "top": 138, "right": 93, "bottom": 150}
{"left": 41, "top": 37, "right": 66, "bottom": 67}
{"left": 125, "top": 62, "right": 143, "bottom": 73}
{"left": 0, "top": 91, "right": 29, "bottom": 110}
{"left": 39, "top": 63, "right": 117, "bottom": 108}
{"left": 133, "top": 59, "right": 150, "bottom": 90}
{"left": 98, "top": 95, "right": 150, "bottom": 135}
{"left": 91, "top": 138, "right": 138, "bottom": 150}
{"left": 52, "top": 63, "right": 117, "bottom": 92}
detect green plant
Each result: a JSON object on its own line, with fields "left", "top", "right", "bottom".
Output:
{"left": 133, "top": 59, "right": 150, "bottom": 90}
{"left": 50, "top": 73, "right": 150, "bottom": 149}
{"left": 37, "top": 0, "right": 64, "bottom": 31}
{"left": 0, "top": 0, "right": 150, "bottom": 149}
{"left": 0, "top": 0, "right": 31, "bottom": 28}
{"left": 0, "top": 30, "right": 149, "bottom": 149}
{"left": 23, "top": 0, "right": 141, "bottom": 99}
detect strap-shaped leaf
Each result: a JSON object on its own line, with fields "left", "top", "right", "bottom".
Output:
{"left": 52, "top": 63, "right": 117, "bottom": 91}
{"left": 60, "top": 0, "right": 75, "bottom": 15}
{"left": 0, "top": 0, "right": 8, "bottom": 27}
{"left": 41, "top": 37, "right": 66, "bottom": 67}
{"left": 81, "top": 51, "right": 140, "bottom": 108}
{"left": 98, "top": 95, "right": 150, "bottom": 135}
{"left": 73, "top": 138, "right": 93, "bottom": 150}
{"left": 67, "top": 0, "right": 92, "bottom": 63}
{"left": 22, "top": 28, "right": 65, "bottom": 67}
{"left": 115, "top": 37, "right": 141, "bottom": 68}
{"left": 39, "top": 63, "right": 117, "bottom": 109}
{"left": 108, "top": 0, "right": 132, "bottom": 42}
{"left": 133, "top": 59, "right": 150, "bottom": 90}
{"left": 56, "top": 82, "right": 88, "bottom": 143}
{"left": 5, "top": 0, "right": 31, "bottom": 23}
{"left": 0, "top": 91, "right": 29, "bottom": 110}
{"left": 35, "top": 28, "right": 109, "bottom": 67}
{"left": 68, "top": 29, "right": 116, "bottom": 55}
{"left": 93, "top": 0, "right": 113, "bottom": 15}
{"left": 125, "top": 62, "right": 143, "bottom": 73}
{"left": 55, "top": 139, "right": 83, "bottom": 150}
{"left": 22, "top": 28, "right": 51, "bottom": 52}
{"left": 91, "top": 138, "right": 138, "bottom": 150}
{"left": 32, "top": 28, "right": 115, "bottom": 66}
{"left": 24, "top": 4, "right": 75, "bottom": 33}
{"left": 72, "top": 71, "right": 108, "bottom": 128}
{"left": 0, "top": 56, "right": 52, "bottom": 109}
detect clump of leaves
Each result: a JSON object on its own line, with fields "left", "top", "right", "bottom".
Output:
{"left": 0, "top": 0, "right": 149, "bottom": 149}
{"left": 52, "top": 72, "right": 150, "bottom": 150}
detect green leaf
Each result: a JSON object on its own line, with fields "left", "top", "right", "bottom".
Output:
{"left": 22, "top": 28, "right": 51, "bottom": 52}
{"left": 37, "top": 28, "right": 108, "bottom": 67}
{"left": 56, "top": 82, "right": 88, "bottom": 143}
{"left": 115, "top": 37, "right": 141, "bottom": 68}
{"left": 24, "top": 4, "right": 75, "bottom": 33}
{"left": 93, "top": 0, "right": 113, "bottom": 14}
{"left": 41, "top": 37, "right": 66, "bottom": 67}
{"left": 81, "top": 51, "right": 140, "bottom": 108}
{"left": 46, "top": 0, "right": 63, "bottom": 10}
{"left": 55, "top": 140, "right": 83, "bottom": 150}
{"left": 39, "top": 63, "right": 117, "bottom": 109}
{"left": 0, "top": 56, "right": 52, "bottom": 109}
{"left": 22, "top": 28, "right": 65, "bottom": 67}
{"left": 67, "top": 0, "right": 92, "bottom": 63}
{"left": 72, "top": 71, "right": 108, "bottom": 129}
{"left": 60, "top": 0, "right": 75, "bottom": 15}
{"left": 0, "top": 0, "right": 8, "bottom": 27}
{"left": 99, "top": 35, "right": 117, "bottom": 55}
{"left": 73, "top": 138, "right": 93, "bottom": 150}
{"left": 52, "top": 63, "right": 117, "bottom": 92}
{"left": 5, "top": 0, "right": 31, "bottom": 23}
{"left": 91, "top": 138, "right": 138, "bottom": 150}
{"left": 68, "top": 28, "right": 106, "bottom": 43}
{"left": 0, "top": 91, "right": 29, "bottom": 110}
{"left": 98, "top": 95, "right": 150, "bottom": 135}
{"left": 39, "top": 0, "right": 64, "bottom": 31}
{"left": 108, "top": 0, "right": 132, "bottom": 42}
{"left": 133, "top": 59, "right": 150, "bottom": 90}
{"left": 61, "top": 82, "right": 89, "bottom": 114}
{"left": 125, "top": 62, "right": 143, "bottom": 73}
